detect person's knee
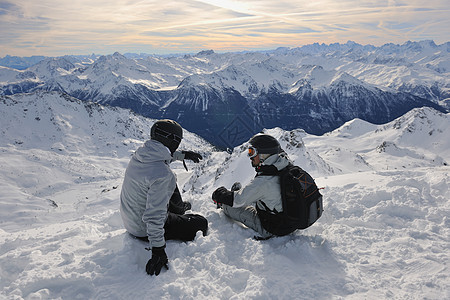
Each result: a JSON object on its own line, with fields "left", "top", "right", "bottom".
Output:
{"left": 195, "top": 214, "right": 208, "bottom": 233}
{"left": 186, "top": 214, "right": 208, "bottom": 236}
{"left": 198, "top": 215, "right": 208, "bottom": 236}
{"left": 164, "top": 213, "right": 208, "bottom": 241}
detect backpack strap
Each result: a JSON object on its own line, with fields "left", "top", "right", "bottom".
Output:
{"left": 256, "top": 163, "right": 294, "bottom": 176}
{"left": 257, "top": 200, "right": 279, "bottom": 214}
{"left": 255, "top": 165, "right": 279, "bottom": 176}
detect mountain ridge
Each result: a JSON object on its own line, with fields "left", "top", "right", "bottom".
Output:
{"left": 0, "top": 41, "right": 448, "bottom": 147}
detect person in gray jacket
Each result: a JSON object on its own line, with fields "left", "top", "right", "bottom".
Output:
{"left": 212, "top": 134, "right": 291, "bottom": 240}
{"left": 120, "top": 119, "right": 207, "bottom": 276}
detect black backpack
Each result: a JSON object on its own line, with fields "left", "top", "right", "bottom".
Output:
{"left": 256, "top": 164, "right": 323, "bottom": 236}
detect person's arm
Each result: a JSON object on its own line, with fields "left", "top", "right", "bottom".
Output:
{"left": 213, "top": 177, "right": 264, "bottom": 208}
{"left": 173, "top": 150, "right": 203, "bottom": 162}
{"left": 232, "top": 177, "right": 265, "bottom": 208}
{"left": 142, "top": 171, "right": 175, "bottom": 276}
{"left": 142, "top": 174, "right": 175, "bottom": 248}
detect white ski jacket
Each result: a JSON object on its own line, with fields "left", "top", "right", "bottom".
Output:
{"left": 120, "top": 139, "right": 179, "bottom": 248}
{"left": 233, "top": 153, "right": 291, "bottom": 212}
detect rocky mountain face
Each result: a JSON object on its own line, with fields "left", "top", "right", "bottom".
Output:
{"left": 1, "top": 41, "right": 448, "bottom": 147}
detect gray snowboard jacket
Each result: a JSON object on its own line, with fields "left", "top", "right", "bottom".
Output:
{"left": 233, "top": 153, "right": 291, "bottom": 212}
{"left": 120, "top": 139, "right": 183, "bottom": 248}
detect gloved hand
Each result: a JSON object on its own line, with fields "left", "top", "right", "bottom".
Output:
{"left": 183, "top": 201, "right": 192, "bottom": 212}
{"left": 146, "top": 245, "right": 169, "bottom": 276}
{"left": 212, "top": 186, "right": 234, "bottom": 207}
{"left": 182, "top": 151, "right": 203, "bottom": 163}
{"left": 231, "top": 182, "right": 242, "bottom": 191}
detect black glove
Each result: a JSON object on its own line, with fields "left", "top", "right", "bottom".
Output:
{"left": 212, "top": 186, "right": 234, "bottom": 207}
{"left": 182, "top": 151, "right": 203, "bottom": 163}
{"left": 231, "top": 182, "right": 242, "bottom": 191}
{"left": 146, "top": 245, "right": 169, "bottom": 276}
{"left": 183, "top": 201, "right": 192, "bottom": 212}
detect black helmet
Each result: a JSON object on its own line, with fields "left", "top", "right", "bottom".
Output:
{"left": 249, "top": 134, "right": 281, "bottom": 155}
{"left": 151, "top": 119, "right": 183, "bottom": 154}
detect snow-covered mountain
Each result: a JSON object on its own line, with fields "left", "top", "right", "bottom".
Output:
{"left": 0, "top": 41, "right": 448, "bottom": 148}
{"left": 0, "top": 91, "right": 449, "bottom": 299}
{"left": 0, "top": 55, "right": 47, "bottom": 70}
{"left": 304, "top": 107, "right": 449, "bottom": 173}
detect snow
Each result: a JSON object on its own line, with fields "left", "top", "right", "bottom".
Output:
{"left": 2, "top": 41, "right": 449, "bottom": 108}
{"left": 0, "top": 67, "right": 22, "bottom": 83}
{"left": 1, "top": 92, "right": 449, "bottom": 299}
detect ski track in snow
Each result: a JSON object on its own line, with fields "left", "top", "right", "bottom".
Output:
{"left": 0, "top": 93, "right": 449, "bottom": 299}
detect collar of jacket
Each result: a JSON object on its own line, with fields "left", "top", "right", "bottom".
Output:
{"left": 255, "top": 152, "right": 291, "bottom": 175}
{"left": 133, "top": 139, "right": 173, "bottom": 164}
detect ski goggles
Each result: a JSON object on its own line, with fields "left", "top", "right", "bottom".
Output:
{"left": 247, "top": 146, "right": 258, "bottom": 158}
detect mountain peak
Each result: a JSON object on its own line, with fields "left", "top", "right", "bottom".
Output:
{"left": 390, "top": 106, "right": 446, "bottom": 131}
{"left": 195, "top": 50, "right": 215, "bottom": 56}
{"left": 112, "top": 52, "right": 126, "bottom": 59}
{"left": 403, "top": 40, "right": 437, "bottom": 49}
{"left": 328, "top": 118, "right": 378, "bottom": 138}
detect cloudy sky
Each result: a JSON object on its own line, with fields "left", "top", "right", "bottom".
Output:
{"left": 0, "top": 0, "right": 449, "bottom": 56}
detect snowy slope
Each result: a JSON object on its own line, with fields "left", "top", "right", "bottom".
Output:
{"left": 0, "top": 92, "right": 449, "bottom": 299}
{"left": 0, "top": 91, "right": 212, "bottom": 231}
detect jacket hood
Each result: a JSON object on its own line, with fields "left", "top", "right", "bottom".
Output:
{"left": 133, "top": 140, "right": 172, "bottom": 164}
{"left": 261, "top": 152, "right": 291, "bottom": 171}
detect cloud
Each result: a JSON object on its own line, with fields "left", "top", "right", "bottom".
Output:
{"left": 0, "top": 1, "right": 17, "bottom": 15}
{"left": 0, "top": 0, "right": 449, "bottom": 56}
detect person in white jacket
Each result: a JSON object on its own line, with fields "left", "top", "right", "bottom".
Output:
{"left": 212, "top": 134, "right": 291, "bottom": 240}
{"left": 120, "top": 119, "right": 207, "bottom": 276}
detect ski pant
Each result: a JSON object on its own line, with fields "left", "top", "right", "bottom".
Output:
{"left": 222, "top": 205, "right": 272, "bottom": 239}
{"left": 134, "top": 212, "right": 208, "bottom": 243}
